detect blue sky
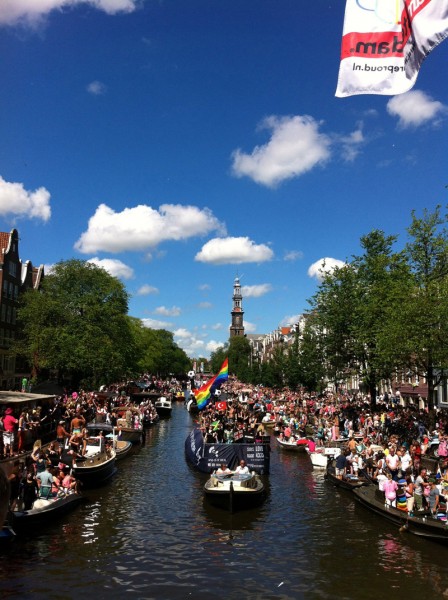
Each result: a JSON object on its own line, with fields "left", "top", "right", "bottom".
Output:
{"left": 0, "top": 0, "right": 447, "bottom": 358}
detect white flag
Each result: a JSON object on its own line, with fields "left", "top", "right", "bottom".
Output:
{"left": 336, "top": 0, "right": 448, "bottom": 97}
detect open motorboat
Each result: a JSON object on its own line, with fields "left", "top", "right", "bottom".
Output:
{"left": 70, "top": 436, "right": 117, "bottom": 488}
{"left": 204, "top": 472, "right": 265, "bottom": 512}
{"left": 154, "top": 395, "right": 173, "bottom": 418}
{"left": 276, "top": 437, "right": 309, "bottom": 452}
{"left": 9, "top": 491, "right": 84, "bottom": 531}
{"left": 353, "top": 484, "right": 448, "bottom": 543}
{"left": 305, "top": 446, "right": 341, "bottom": 468}
{"left": 324, "top": 459, "right": 370, "bottom": 490}
{"left": 86, "top": 423, "right": 133, "bottom": 461}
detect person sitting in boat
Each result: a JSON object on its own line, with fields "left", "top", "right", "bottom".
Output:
{"left": 234, "top": 460, "right": 250, "bottom": 475}
{"left": 216, "top": 463, "right": 232, "bottom": 476}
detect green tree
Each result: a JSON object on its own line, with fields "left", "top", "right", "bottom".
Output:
{"left": 16, "top": 259, "right": 135, "bottom": 388}
{"left": 228, "top": 336, "right": 251, "bottom": 381}
{"left": 311, "top": 231, "right": 407, "bottom": 408}
{"left": 381, "top": 206, "right": 448, "bottom": 408}
{"left": 297, "top": 314, "right": 326, "bottom": 392}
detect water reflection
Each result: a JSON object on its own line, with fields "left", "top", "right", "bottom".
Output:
{"left": 2, "top": 405, "right": 448, "bottom": 599}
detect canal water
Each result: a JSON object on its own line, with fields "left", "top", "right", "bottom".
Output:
{"left": 1, "top": 403, "right": 448, "bottom": 600}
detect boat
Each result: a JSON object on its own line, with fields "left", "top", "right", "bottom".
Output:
{"left": 353, "top": 484, "right": 448, "bottom": 543}
{"left": 154, "top": 395, "right": 173, "bottom": 418}
{"left": 113, "top": 407, "right": 145, "bottom": 443}
{"left": 70, "top": 436, "right": 117, "bottom": 488}
{"left": 0, "top": 525, "right": 16, "bottom": 546}
{"left": 276, "top": 437, "right": 309, "bottom": 452}
{"left": 85, "top": 423, "right": 133, "bottom": 461}
{"left": 324, "top": 460, "right": 370, "bottom": 490}
{"left": 185, "top": 428, "right": 270, "bottom": 474}
{"left": 204, "top": 472, "right": 265, "bottom": 512}
{"left": 9, "top": 491, "right": 84, "bottom": 531}
{"left": 174, "top": 391, "right": 185, "bottom": 402}
{"left": 305, "top": 446, "right": 341, "bottom": 468}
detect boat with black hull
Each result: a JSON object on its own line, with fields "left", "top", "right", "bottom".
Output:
{"left": 70, "top": 436, "right": 117, "bottom": 488}
{"left": 204, "top": 472, "right": 265, "bottom": 512}
{"left": 325, "top": 460, "right": 370, "bottom": 490}
{"left": 9, "top": 492, "right": 84, "bottom": 531}
{"left": 154, "top": 395, "right": 173, "bottom": 418}
{"left": 185, "top": 428, "right": 270, "bottom": 475}
{"left": 353, "top": 484, "right": 448, "bottom": 543}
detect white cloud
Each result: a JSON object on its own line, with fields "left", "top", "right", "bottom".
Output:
{"left": 241, "top": 284, "right": 272, "bottom": 298}
{"left": 338, "top": 125, "right": 365, "bottom": 162}
{"left": 87, "top": 257, "right": 134, "bottom": 279}
{"left": 211, "top": 323, "right": 223, "bottom": 330}
{"left": 280, "top": 313, "right": 302, "bottom": 327}
{"left": 0, "top": 0, "right": 140, "bottom": 27}
{"left": 75, "top": 203, "right": 225, "bottom": 254}
{"left": 308, "top": 257, "right": 346, "bottom": 282}
{"left": 195, "top": 236, "right": 273, "bottom": 265}
{"left": 387, "top": 90, "right": 447, "bottom": 128}
{"left": 206, "top": 340, "right": 225, "bottom": 354}
{"left": 231, "top": 115, "right": 331, "bottom": 187}
{"left": 284, "top": 250, "right": 303, "bottom": 262}
{"left": 199, "top": 283, "right": 211, "bottom": 291}
{"left": 87, "top": 81, "right": 107, "bottom": 95}
{"left": 141, "top": 318, "right": 172, "bottom": 330}
{"left": 0, "top": 176, "right": 51, "bottom": 222}
{"left": 198, "top": 302, "right": 212, "bottom": 309}
{"left": 44, "top": 263, "right": 55, "bottom": 274}
{"left": 243, "top": 320, "right": 257, "bottom": 333}
{"left": 173, "top": 328, "right": 191, "bottom": 339}
{"left": 153, "top": 305, "right": 181, "bottom": 317}
{"left": 136, "top": 284, "right": 159, "bottom": 296}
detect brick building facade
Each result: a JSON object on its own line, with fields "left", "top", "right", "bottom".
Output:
{"left": 0, "top": 229, "right": 44, "bottom": 390}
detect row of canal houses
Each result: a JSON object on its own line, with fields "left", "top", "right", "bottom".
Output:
{"left": 0, "top": 229, "right": 44, "bottom": 390}
{"left": 247, "top": 318, "right": 448, "bottom": 410}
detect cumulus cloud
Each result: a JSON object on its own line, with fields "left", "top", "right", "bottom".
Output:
{"left": 284, "top": 250, "right": 303, "bottom": 262}
{"left": 280, "top": 313, "right": 302, "bottom": 327}
{"left": 0, "top": 176, "right": 51, "bottom": 222}
{"left": 141, "top": 317, "right": 172, "bottom": 330}
{"left": 87, "top": 80, "right": 107, "bottom": 95}
{"left": 243, "top": 321, "right": 257, "bottom": 333}
{"left": 241, "top": 284, "right": 272, "bottom": 298}
{"left": 198, "top": 302, "right": 212, "bottom": 309}
{"left": 308, "top": 257, "right": 346, "bottom": 282}
{"left": 231, "top": 115, "right": 331, "bottom": 187}
{"left": 87, "top": 257, "right": 134, "bottom": 279}
{"left": 136, "top": 284, "right": 159, "bottom": 296}
{"left": 75, "top": 203, "right": 225, "bottom": 254}
{"left": 153, "top": 305, "right": 181, "bottom": 317}
{"left": 211, "top": 323, "right": 223, "bottom": 330}
{"left": 338, "top": 125, "right": 365, "bottom": 162}
{"left": 199, "top": 283, "right": 211, "bottom": 291}
{"left": 387, "top": 90, "right": 447, "bottom": 128}
{"left": 206, "top": 340, "right": 225, "bottom": 354}
{"left": 195, "top": 236, "right": 273, "bottom": 265}
{"left": 0, "top": 0, "right": 140, "bottom": 27}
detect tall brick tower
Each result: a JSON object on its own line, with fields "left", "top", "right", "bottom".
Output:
{"left": 229, "top": 276, "right": 244, "bottom": 337}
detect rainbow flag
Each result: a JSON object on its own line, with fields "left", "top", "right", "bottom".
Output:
{"left": 196, "top": 358, "right": 228, "bottom": 410}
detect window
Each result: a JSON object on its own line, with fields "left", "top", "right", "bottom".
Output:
{"left": 8, "top": 262, "right": 17, "bottom": 278}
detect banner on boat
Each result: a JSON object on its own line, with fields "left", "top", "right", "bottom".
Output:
{"left": 185, "top": 428, "right": 270, "bottom": 474}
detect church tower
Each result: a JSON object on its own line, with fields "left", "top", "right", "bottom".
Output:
{"left": 230, "top": 277, "right": 245, "bottom": 337}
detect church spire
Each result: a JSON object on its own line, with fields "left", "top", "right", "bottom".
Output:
{"left": 230, "top": 276, "right": 244, "bottom": 337}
